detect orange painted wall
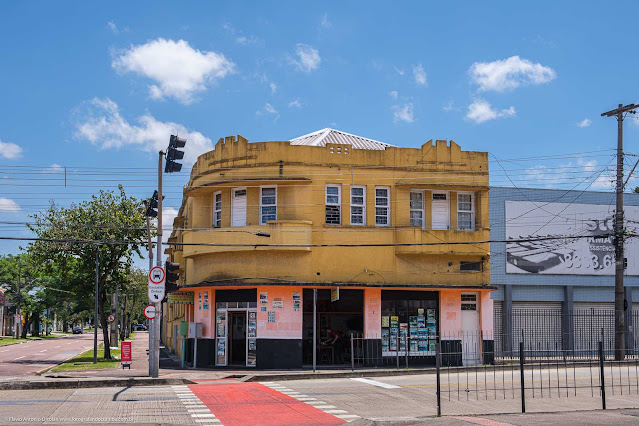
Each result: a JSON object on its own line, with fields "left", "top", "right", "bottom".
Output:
{"left": 439, "top": 290, "right": 462, "bottom": 338}
{"left": 256, "top": 286, "right": 303, "bottom": 339}
{"left": 193, "top": 287, "right": 214, "bottom": 338}
{"left": 364, "top": 288, "right": 381, "bottom": 338}
{"left": 479, "top": 290, "right": 493, "bottom": 335}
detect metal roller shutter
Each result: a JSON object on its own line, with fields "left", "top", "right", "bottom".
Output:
{"left": 573, "top": 302, "right": 615, "bottom": 352}
{"left": 512, "top": 302, "right": 562, "bottom": 352}
{"left": 493, "top": 301, "right": 503, "bottom": 353}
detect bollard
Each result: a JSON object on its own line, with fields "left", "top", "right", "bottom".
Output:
{"left": 519, "top": 341, "right": 525, "bottom": 413}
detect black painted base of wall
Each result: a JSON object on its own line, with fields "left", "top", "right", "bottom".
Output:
{"left": 482, "top": 340, "right": 495, "bottom": 365}
{"left": 362, "top": 339, "right": 382, "bottom": 367}
{"left": 195, "top": 339, "right": 215, "bottom": 368}
{"left": 256, "top": 338, "right": 302, "bottom": 369}
{"left": 441, "top": 339, "right": 462, "bottom": 367}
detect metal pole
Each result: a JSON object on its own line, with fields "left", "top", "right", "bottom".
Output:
{"left": 150, "top": 151, "right": 164, "bottom": 378}
{"left": 94, "top": 245, "right": 99, "bottom": 364}
{"left": 436, "top": 338, "right": 441, "bottom": 417}
{"left": 313, "top": 289, "right": 317, "bottom": 372}
{"left": 599, "top": 340, "right": 606, "bottom": 409}
{"left": 351, "top": 333, "right": 354, "bottom": 371}
{"left": 519, "top": 341, "right": 525, "bottom": 413}
{"left": 15, "top": 260, "right": 21, "bottom": 339}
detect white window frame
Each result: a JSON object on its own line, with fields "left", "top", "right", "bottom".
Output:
{"left": 457, "top": 192, "right": 475, "bottom": 231}
{"left": 350, "top": 185, "right": 366, "bottom": 226}
{"left": 259, "top": 186, "right": 277, "bottom": 225}
{"left": 325, "top": 184, "right": 341, "bottom": 225}
{"left": 231, "top": 187, "right": 247, "bottom": 227}
{"left": 374, "top": 186, "right": 390, "bottom": 227}
{"left": 409, "top": 189, "right": 425, "bottom": 228}
{"left": 213, "top": 191, "right": 222, "bottom": 228}
{"left": 431, "top": 191, "right": 450, "bottom": 230}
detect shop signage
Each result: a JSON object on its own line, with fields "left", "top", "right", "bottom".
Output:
{"left": 121, "top": 341, "right": 132, "bottom": 367}
{"left": 331, "top": 286, "right": 340, "bottom": 302}
{"left": 167, "top": 293, "right": 194, "bottom": 304}
{"left": 272, "top": 298, "right": 283, "bottom": 309}
{"left": 143, "top": 304, "right": 156, "bottom": 320}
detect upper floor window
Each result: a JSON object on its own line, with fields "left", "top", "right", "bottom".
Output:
{"left": 350, "top": 186, "right": 366, "bottom": 226}
{"left": 213, "top": 191, "right": 222, "bottom": 228}
{"left": 457, "top": 193, "right": 475, "bottom": 230}
{"left": 375, "top": 187, "right": 390, "bottom": 226}
{"left": 410, "top": 190, "right": 424, "bottom": 228}
{"left": 260, "top": 187, "right": 277, "bottom": 224}
{"left": 325, "top": 185, "right": 341, "bottom": 225}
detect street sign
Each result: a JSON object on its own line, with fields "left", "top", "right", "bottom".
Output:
{"left": 107, "top": 314, "right": 115, "bottom": 323}
{"left": 148, "top": 266, "right": 166, "bottom": 302}
{"left": 144, "top": 304, "right": 156, "bottom": 320}
{"left": 121, "top": 341, "right": 132, "bottom": 368}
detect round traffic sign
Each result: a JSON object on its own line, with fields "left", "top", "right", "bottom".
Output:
{"left": 143, "top": 304, "right": 156, "bottom": 320}
{"left": 107, "top": 314, "right": 115, "bottom": 323}
{"left": 149, "top": 266, "right": 165, "bottom": 284}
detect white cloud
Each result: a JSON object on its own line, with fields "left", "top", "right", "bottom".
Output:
{"left": 442, "top": 100, "right": 460, "bottom": 112}
{"left": 0, "top": 198, "right": 20, "bottom": 212}
{"left": 107, "top": 21, "right": 119, "bottom": 34}
{"left": 161, "top": 207, "right": 179, "bottom": 240}
{"left": 389, "top": 90, "right": 398, "bottom": 100}
{"left": 393, "top": 66, "right": 405, "bottom": 76}
{"left": 74, "top": 97, "right": 213, "bottom": 165}
{"left": 256, "top": 103, "right": 279, "bottom": 120}
{"left": 469, "top": 55, "right": 556, "bottom": 92}
{"left": 523, "top": 159, "right": 614, "bottom": 190}
{"left": 224, "top": 23, "right": 260, "bottom": 45}
{"left": 291, "top": 44, "right": 321, "bottom": 73}
{"left": 413, "top": 64, "right": 427, "bottom": 86}
{"left": 577, "top": 118, "right": 592, "bottom": 128}
{"left": 320, "top": 13, "right": 331, "bottom": 29}
{"left": 466, "top": 99, "right": 516, "bottom": 124}
{"left": 44, "top": 163, "right": 63, "bottom": 174}
{"left": 392, "top": 103, "right": 414, "bottom": 123}
{"left": 112, "top": 38, "right": 235, "bottom": 104}
{"left": 269, "top": 82, "right": 277, "bottom": 94}
{"left": 0, "top": 140, "right": 23, "bottom": 159}
{"left": 288, "top": 99, "right": 302, "bottom": 108}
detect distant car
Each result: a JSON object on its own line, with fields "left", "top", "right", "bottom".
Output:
{"left": 132, "top": 324, "right": 148, "bottom": 331}
{"left": 72, "top": 326, "right": 83, "bottom": 334}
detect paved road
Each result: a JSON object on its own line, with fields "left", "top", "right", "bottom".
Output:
{"left": 0, "top": 333, "right": 94, "bottom": 377}
{"left": 2, "top": 381, "right": 639, "bottom": 425}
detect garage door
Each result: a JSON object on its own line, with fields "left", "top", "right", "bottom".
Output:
{"left": 573, "top": 302, "right": 615, "bottom": 353}
{"left": 512, "top": 302, "right": 562, "bottom": 353}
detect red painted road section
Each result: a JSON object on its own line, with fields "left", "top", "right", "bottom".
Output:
{"left": 189, "top": 382, "right": 346, "bottom": 425}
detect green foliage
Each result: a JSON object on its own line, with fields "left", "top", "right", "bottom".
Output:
{"left": 634, "top": 186, "right": 639, "bottom": 194}
{"left": 27, "top": 185, "right": 147, "bottom": 358}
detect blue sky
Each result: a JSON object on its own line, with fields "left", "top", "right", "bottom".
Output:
{"left": 0, "top": 1, "right": 638, "bottom": 262}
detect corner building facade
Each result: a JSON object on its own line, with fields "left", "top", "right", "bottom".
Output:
{"left": 164, "top": 129, "right": 493, "bottom": 369}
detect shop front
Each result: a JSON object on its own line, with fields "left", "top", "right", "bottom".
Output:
{"left": 180, "top": 285, "right": 493, "bottom": 369}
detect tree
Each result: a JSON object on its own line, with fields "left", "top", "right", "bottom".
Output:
{"left": 634, "top": 186, "right": 639, "bottom": 194}
{"left": 27, "top": 186, "right": 146, "bottom": 359}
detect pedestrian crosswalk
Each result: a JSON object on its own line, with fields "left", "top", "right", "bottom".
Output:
{"left": 172, "top": 385, "right": 222, "bottom": 425}
{"left": 259, "top": 382, "right": 361, "bottom": 422}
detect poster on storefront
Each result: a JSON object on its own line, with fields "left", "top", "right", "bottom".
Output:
{"left": 260, "top": 292, "right": 268, "bottom": 304}
{"left": 381, "top": 316, "right": 390, "bottom": 327}
{"left": 292, "top": 292, "right": 301, "bottom": 302}
{"left": 198, "top": 292, "right": 202, "bottom": 310}
{"left": 272, "top": 298, "right": 283, "bottom": 309}
{"left": 390, "top": 316, "right": 399, "bottom": 328}
{"left": 268, "top": 311, "right": 275, "bottom": 322}
{"left": 505, "top": 201, "right": 639, "bottom": 275}
{"left": 203, "top": 292, "right": 209, "bottom": 310}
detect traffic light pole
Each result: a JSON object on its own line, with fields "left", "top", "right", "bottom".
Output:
{"left": 149, "top": 150, "right": 163, "bottom": 378}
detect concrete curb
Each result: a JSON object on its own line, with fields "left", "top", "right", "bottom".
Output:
{"left": 0, "top": 377, "right": 195, "bottom": 390}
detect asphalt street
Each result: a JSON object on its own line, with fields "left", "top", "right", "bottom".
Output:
{"left": 0, "top": 333, "right": 94, "bottom": 377}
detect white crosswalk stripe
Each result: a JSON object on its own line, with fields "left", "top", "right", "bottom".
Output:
{"left": 259, "top": 382, "right": 360, "bottom": 422}
{"left": 172, "top": 385, "right": 223, "bottom": 425}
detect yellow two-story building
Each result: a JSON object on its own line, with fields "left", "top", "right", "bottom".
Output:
{"left": 163, "top": 128, "right": 493, "bottom": 369}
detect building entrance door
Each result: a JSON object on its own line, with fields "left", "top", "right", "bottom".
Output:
{"left": 432, "top": 192, "right": 449, "bottom": 230}
{"left": 461, "top": 292, "right": 480, "bottom": 366}
{"left": 229, "top": 311, "right": 247, "bottom": 365}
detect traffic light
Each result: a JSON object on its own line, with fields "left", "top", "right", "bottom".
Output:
{"left": 165, "top": 135, "right": 186, "bottom": 173}
{"left": 145, "top": 190, "right": 159, "bottom": 217}
{"left": 165, "top": 260, "right": 180, "bottom": 293}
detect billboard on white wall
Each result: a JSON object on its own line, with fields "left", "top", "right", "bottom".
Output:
{"left": 505, "top": 201, "right": 639, "bottom": 275}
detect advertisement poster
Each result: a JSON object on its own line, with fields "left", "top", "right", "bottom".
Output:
{"left": 198, "top": 292, "right": 202, "bottom": 310}
{"left": 268, "top": 311, "right": 276, "bottom": 323}
{"left": 260, "top": 292, "right": 268, "bottom": 304}
{"left": 203, "top": 292, "right": 209, "bottom": 310}
{"left": 272, "top": 298, "right": 283, "bottom": 309}
{"left": 505, "top": 201, "right": 639, "bottom": 275}
{"left": 293, "top": 292, "right": 301, "bottom": 311}
{"left": 381, "top": 316, "right": 390, "bottom": 327}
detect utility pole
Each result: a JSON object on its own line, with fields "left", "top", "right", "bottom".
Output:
{"left": 148, "top": 150, "right": 164, "bottom": 378}
{"left": 15, "top": 260, "right": 22, "bottom": 339}
{"left": 94, "top": 245, "right": 99, "bottom": 364}
{"left": 602, "top": 103, "right": 638, "bottom": 361}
